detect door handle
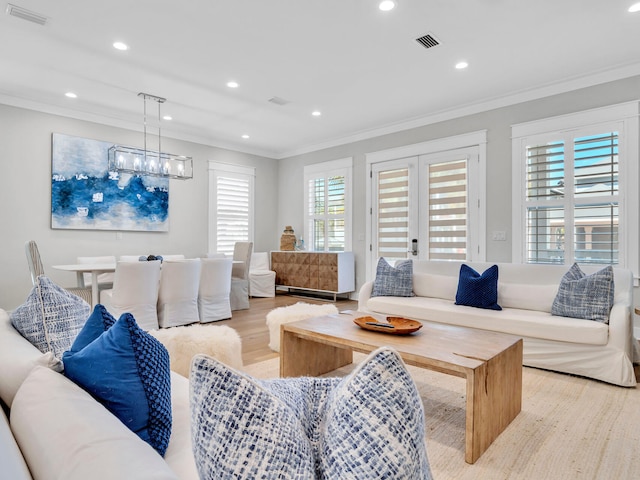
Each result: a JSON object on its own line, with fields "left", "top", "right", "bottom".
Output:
{"left": 411, "top": 238, "right": 418, "bottom": 256}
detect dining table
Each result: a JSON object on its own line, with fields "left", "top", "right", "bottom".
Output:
{"left": 52, "top": 263, "right": 117, "bottom": 307}
{"left": 52, "top": 258, "right": 244, "bottom": 307}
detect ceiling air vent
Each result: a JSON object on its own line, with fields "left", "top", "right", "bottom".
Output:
{"left": 415, "top": 33, "right": 440, "bottom": 49}
{"left": 268, "top": 96, "right": 290, "bottom": 106}
{"left": 6, "top": 3, "right": 48, "bottom": 25}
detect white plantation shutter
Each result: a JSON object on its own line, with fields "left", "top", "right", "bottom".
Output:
{"left": 208, "top": 163, "right": 254, "bottom": 256}
{"left": 523, "top": 132, "right": 619, "bottom": 266}
{"left": 428, "top": 159, "right": 467, "bottom": 260}
{"left": 376, "top": 168, "right": 409, "bottom": 261}
{"left": 304, "top": 158, "right": 352, "bottom": 252}
{"left": 525, "top": 140, "right": 566, "bottom": 264}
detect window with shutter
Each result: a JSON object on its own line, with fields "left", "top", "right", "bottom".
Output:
{"left": 513, "top": 102, "right": 638, "bottom": 275}
{"left": 524, "top": 133, "right": 618, "bottom": 265}
{"left": 208, "top": 163, "right": 255, "bottom": 256}
{"left": 304, "top": 158, "right": 352, "bottom": 252}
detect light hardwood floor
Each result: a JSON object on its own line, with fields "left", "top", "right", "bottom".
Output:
{"left": 213, "top": 292, "right": 358, "bottom": 365}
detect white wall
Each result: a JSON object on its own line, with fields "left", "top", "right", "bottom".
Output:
{"left": 277, "top": 75, "right": 640, "bottom": 329}
{"left": 0, "top": 104, "right": 279, "bottom": 310}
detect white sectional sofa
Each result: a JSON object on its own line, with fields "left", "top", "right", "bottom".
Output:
{"left": 358, "top": 261, "right": 638, "bottom": 387}
{"left": 0, "top": 308, "right": 199, "bottom": 480}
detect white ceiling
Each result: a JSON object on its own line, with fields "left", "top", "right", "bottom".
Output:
{"left": 1, "top": 0, "right": 640, "bottom": 159}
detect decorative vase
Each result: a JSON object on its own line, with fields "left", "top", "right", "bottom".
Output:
{"left": 280, "top": 226, "right": 296, "bottom": 251}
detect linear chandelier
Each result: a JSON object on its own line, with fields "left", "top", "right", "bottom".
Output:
{"left": 108, "top": 92, "right": 193, "bottom": 180}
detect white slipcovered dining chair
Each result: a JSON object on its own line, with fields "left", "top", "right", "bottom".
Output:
{"left": 100, "top": 260, "right": 162, "bottom": 331}
{"left": 157, "top": 259, "right": 201, "bottom": 328}
{"left": 77, "top": 255, "right": 116, "bottom": 289}
{"left": 198, "top": 257, "right": 233, "bottom": 323}
{"left": 249, "top": 252, "right": 276, "bottom": 298}
{"left": 230, "top": 242, "right": 253, "bottom": 311}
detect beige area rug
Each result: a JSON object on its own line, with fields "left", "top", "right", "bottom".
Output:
{"left": 242, "top": 354, "right": 640, "bottom": 480}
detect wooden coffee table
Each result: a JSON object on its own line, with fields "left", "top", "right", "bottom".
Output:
{"left": 280, "top": 312, "right": 523, "bottom": 464}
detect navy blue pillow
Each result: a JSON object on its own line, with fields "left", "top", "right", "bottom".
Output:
{"left": 62, "top": 313, "right": 172, "bottom": 456}
{"left": 67, "top": 304, "right": 116, "bottom": 354}
{"left": 455, "top": 264, "right": 502, "bottom": 311}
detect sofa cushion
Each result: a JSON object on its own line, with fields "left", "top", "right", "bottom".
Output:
{"left": 551, "top": 264, "right": 614, "bottom": 323}
{"left": 10, "top": 275, "right": 90, "bottom": 358}
{"left": 190, "top": 347, "right": 431, "bottom": 479}
{"left": 412, "top": 273, "right": 458, "bottom": 300}
{"left": 10, "top": 366, "right": 178, "bottom": 480}
{"left": 498, "top": 282, "right": 559, "bottom": 312}
{"left": 455, "top": 264, "right": 502, "bottom": 311}
{"left": 163, "top": 372, "right": 200, "bottom": 479}
{"left": 365, "top": 295, "right": 609, "bottom": 345}
{"left": 0, "top": 310, "right": 62, "bottom": 407}
{"left": 371, "top": 258, "right": 414, "bottom": 297}
{"left": 62, "top": 313, "right": 172, "bottom": 456}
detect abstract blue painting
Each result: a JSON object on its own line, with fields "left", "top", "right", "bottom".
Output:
{"left": 51, "top": 133, "right": 169, "bottom": 231}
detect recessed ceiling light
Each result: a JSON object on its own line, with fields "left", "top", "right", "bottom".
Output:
{"left": 312, "top": 110, "right": 322, "bottom": 117}
{"left": 65, "top": 92, "right": 77, "bottom": 98}
{"left": 241, "top": 134, "right": 250, "bottom": 139}
{"left": 113, "top": 41, "right": 129, "bottom": 51}
{"left": 455, "top": 61, "right": 469, "bottom": 69}
{"left": 379, "top": 1, "right": 397, "bottom": 11}
{"left": 629, "top": 3, "right": 640, "bottom": 12}
{"left": 163, "top": 115, "right": 172, "bottom": 121}
{"left": 227, "top": 81, "right": 239, "bottom": 88}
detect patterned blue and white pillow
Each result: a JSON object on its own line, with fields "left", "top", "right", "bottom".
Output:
{"left": 371, "top": 257, "right": 414, "bottom": 297}
{"left": 551, "top": 263, "right": 614, "bottom": 323}
{"left": 10, "top": 275, "right": 90, "bottom": 358}
{"left": 190, "top": 347, "right": 432, "bottom": 480}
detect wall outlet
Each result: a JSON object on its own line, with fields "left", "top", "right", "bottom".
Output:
{"left": 492, "top": 231, "right": 507, "bottom": 241}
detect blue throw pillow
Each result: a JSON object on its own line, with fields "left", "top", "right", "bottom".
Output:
{"left": 455, "top": 264, "right": 502, "bottom": 310}
{"left": 67, "top": 304, "right": 116, "bottom": 354}
{"left": 10, "top": 275, "right": 91, "bottom": 358}
{"left": 371, "top": 257, "right": 414, "bottom": 297}
{"left": 190, "top": 347, "right": 432, "bottom": 479}
{"left": 551, "top": 263, "right": 614, "bottom": 323}
{"left": 62, "top": 313, "right": 172, "bottom": 456}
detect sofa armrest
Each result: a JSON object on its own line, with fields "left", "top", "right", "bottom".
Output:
{"left": 0, "top": 310, "right": 45, "bottom": 408}
{"left": 358, "top": 281, "right": 374, "bottom": 312}
{"left": 607, "top": 303, "right": 636, "bottom": 360}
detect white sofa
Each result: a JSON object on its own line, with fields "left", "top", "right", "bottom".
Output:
{"left": 358, "top": 261, "right": 639, "bottom": 387}
{"left": 0, "top": 308, "right": 199, "bottom": 480}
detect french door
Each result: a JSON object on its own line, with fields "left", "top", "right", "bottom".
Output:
{"left": 370, "top": 146, "right": 481, "bottom": 267}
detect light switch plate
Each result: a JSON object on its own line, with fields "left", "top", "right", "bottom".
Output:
{"left": 492, "top": 231, "right": 507, "bottom": 241}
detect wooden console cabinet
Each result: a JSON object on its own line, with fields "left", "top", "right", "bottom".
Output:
{"left": 270, "top": 251, "right": 355, "bottom": 300}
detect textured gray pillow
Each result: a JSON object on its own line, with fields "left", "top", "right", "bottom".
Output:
{"left": 190, "top": 347, "right": 432, "bottom": 479}
{"left": 371, "top": 257, "right": 414, "bottom": 297}
{"left": 551, "top": 263, "right": 614, "bottom": 323}
{"left": 10, "top": 276, "right": 90, "bottom": 358}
